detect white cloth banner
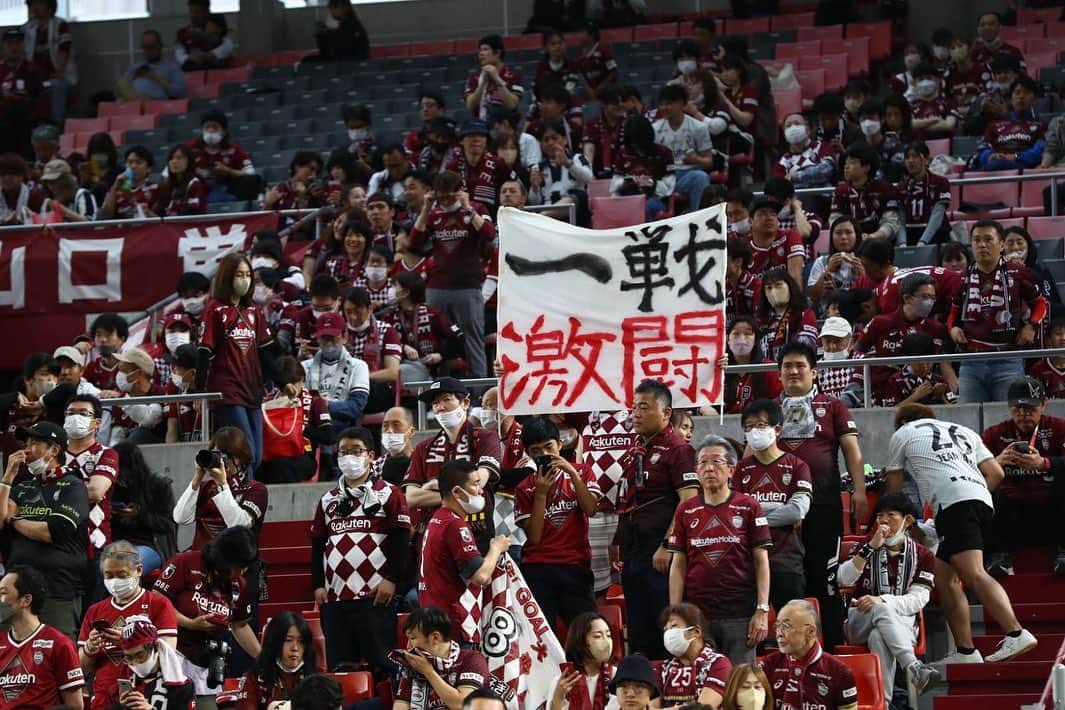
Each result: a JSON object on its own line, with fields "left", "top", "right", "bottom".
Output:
{"left": 497, "top": 204, "right": 728, "bottom": 415}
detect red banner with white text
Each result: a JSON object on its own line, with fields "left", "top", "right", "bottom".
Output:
{"left": 0, "top": 214, "right": 279, "bottom": 369}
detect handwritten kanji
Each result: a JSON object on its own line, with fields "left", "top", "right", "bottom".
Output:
{"left": 621, "top": 311, "right": 724, "bottom": 403}
{"left": 674, "top": 216, "right": 726, "bottom": 305}
{"left": 620, "top": 224, "right": 675, "bottom": 312}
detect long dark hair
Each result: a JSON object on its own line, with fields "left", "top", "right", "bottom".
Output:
{"left": 1004, "top": 226, "right": 1040, "bottom": 269}
{"left": 725, "top": 315, "right": 769, "bottom": 408}
{"left": 112, "top": 441, "right": 154, "bottom": 508}
{"left": 757, "top": 267, "right": 806, "bottom": 318}
{"left": 212, "top": 253, "right": 253, "bottom": 308}
{"left": 564, "top": 611, "right": 611, "bottom": 668}
{"left": 828, "top": 215, "right": 862, "bottom": 255}
{"left": 158, "top": 144, "right": 196, "bottom": 207}
{"left": 256, "top": 612, "right": 317, "bottom": 689}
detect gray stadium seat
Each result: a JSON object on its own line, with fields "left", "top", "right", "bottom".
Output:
{"left": 296, "top": 61, "right": 338, "bottom": 77}
{"left": 235, "top": 92, "right": 283, "bottom": 110}
{"left": 282, "top": 134, "right": 326, "bottom": 151}
{"left": 230, "top": 122, "right": 264, "bottom": 140}
{"left": 259, "top": 105, "right": 300, "bottom": 123}
{"left": 248, "top": 136, "right": 283, "bottom": 153}
{"left": 952, "top": 135, "right": 981, "bottom": 158}
{"left": 894, "top": 245, "right": 939, "bottom": 269}
{"left": 208, "top": 200, "right": 251, "bottom": 214}
{"left": 1037, "top": 238, "right": 1065, "bottom": 261}
{"left": 1047, "top": 259, "right": 1065, "bottom": 283}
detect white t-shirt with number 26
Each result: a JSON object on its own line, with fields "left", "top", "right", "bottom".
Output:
{"left": 887, "top": 418, "right": 994, "bottom": 513}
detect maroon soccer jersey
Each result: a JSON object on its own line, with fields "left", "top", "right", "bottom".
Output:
{"left": 390, "top": 255, "right": 435, "bottom": 282}
{"left": 184, "top": 138, "right": 254, "bottom": 181}
{"left": 984, "top": 117, "right": 1047, "bottom": 153}
{"left": 321, "top": 252, "right": 365, "bottom": 286}
{"left": 845, "top": 536, "right": 935, "bottom": 599}
{"left": 83, "top": 357, "right": 120, "bottom": 390}
{"left": 775, "top": 140, "right": 837, "bottom": 179}
{"left": 310, "top": 478, "right": 411, "bottom": 602}
{"left": 726, "top": 83, "right": 760, "bottom": 115}
{"left": 155, "top": 175, "right": 208, "bottom": 216}
{"left": 164, "top": 381, "right": 202, "bottom": 442}
{"left": 154, "top": 549, "right": 251, "bottom": 664}
{"left": 234, "top": 668, "right": 302, "bottom": 710}
{"left": 657, "top": 645, "right": 733, "bottom": 704}
{"left": 726, "top": 271, "right": 761, "bottom": 317}
{"left": 418, "top": 508, "right": 483, "bottom": 634}
{"left": 499, "top": 421, "right": 525, "bottom": 474}
{"left": 409, "top": 202, "right": 496, "bottom": 290}
{"left": 346, "top": 317, "right": 403, "bottom": 371}
{"left": 746, "top": 230, "right": 805, "bottom": 277}
{"left": 395, "top": 643, "right": 489, "bottom": 709}
{"left": 759, "top": 308, "right": 818, "bottom": 362}
{"left": 465, "top": 65, "right": 525, "bottom": 120}
{"left": 63, "top": 442, "right": 119, "bottom": 553}
{"left": 856, "top": 265, "right": 962, "bottom": 321}
{"left": 0, "top": 58, "right": 41, "bottom": 108}
{"left": 110, "top": 180, "right": 162, "bottom": 219}
{"left": 777, "top": 392, "right": 858, "bottom": 506}
{"left": 443, "top": 151, "right": 510, "bottom": 210}
{"left": 853, "top": 309, "right": 951, "bottom": 388}
{"left": 583, "top": 115, "right": 623, "bottom": 175}
{"left": 971, "top": 41, "right": 1025, "bottom": 70}
{"left": 189, "top": 477, "right": 268, "bottom": 550}
{"left": 877, "top": 367, "right": 948, "bottom": 407}
{"left": 0, "top": 624, "right": 83, "bottom": 710}
{"left": 727, "top": 368, "right": 784, "bottom": 415}
{"left": 733, "top": 453, "right": 812, "bottom": 575}
{"left": 899, "top": 172, "right": 952, "bottom": 228}
{"left": 618, "top": 426, "right": 698, "bottom": 558}
{"left": 1028, "top": 358, "right": 1065, "bottom": 400}
{"left": 982, "top": 415, "right": 1065, "bottom": 504}
{"left": 515, "top": 463, "right": 601, "bottom": 566}
{"left": 760, "top": 644, "right": 858, "bottom": 710}
{"left": 200, "top": 300, "right": 272, "bottom": 407}
{"left": 577, "top": 42, "right": 617, "bottom": 89}
{"left": 908, "top": 96, "right": 952, "bottom": 121}
{"left": 277, "top": 303, "right": 320, "bottom": 347}
{"left": 379, "top": 303, "right": 460, "bottom": 360}
{"left": 831, "top": 179, "right": 901, "bottom": 234}
{"left": 669, "top": 492, "right": 771, "bottom": 617}
{"left": 945, "top": 62, "right": 992, "bottom": 107}
{"left": 953, "top": 261, "right": 1041, "bottom": 346}
{"left": 78, "top": 589, "right": 177, "bottom": 710}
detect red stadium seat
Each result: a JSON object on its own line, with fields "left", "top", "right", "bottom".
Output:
{"left": 506, "top": 34, "right": 543, "bottom": 51}
{"left": 143, "top": 99, "right": 189, "bottom": 115}
{"left": 770, "top": 12, "right": 815, "bottom": 31}
{"left": 774, "top": 43, "right": 800, "bottom": 60}
{"left": 723, "top": 17, "right": 770, "bottom": 35}
{"left": 1016, "top": 168, "right": 1057, "bottom": 217}
{"left": 597, "top": 604, "right": 626, "bottom": 660}
{"left": 1024, "top": 37, "right": 1065, "bottom": 55}
{"left": 634, "top": 23, "right": 678, "bottom": 41}
{"left": 1019, "top": 7, "right": 1062, "bottom": 24}
{"left": 795, "top": 68, "right": 825, "bottom": 104}
{"left": 454, "top": 38, "right": 479, "bottom": 54}
{"left": 846, "top": 21, "right": 891, "bottom": 62}
{"left": 109, "top": 114, "right": 158, "bottom": 132}
{"left": 821, "top": 37, "right": 870, "bottom": 77}
{"left": 1045, "top": 23, "right": 1065, "bottom": 38}
{"left": 1027, "top": 53, "right": 1058, "bottom": 77}
{"left": 396, "top": 612, "right": 410, "bottom": 646}
{"left": 591, "top": 195, "right": 646, "bottom": 229}
{"left": 601, "top": 27, "right": 633, "bottom": 43}
{"left": 838, "top": 653, "right": 887, "bottom": 710}
{"left": 328, "top": 672, "right": 374, "bottom": 703}
{"left": 208, "top": 65, "right": 252, "bottom": 84}
{"left": 1002, "top": 25, "right": 1046, "bottom": 45}
{"left": 837, "top": 612, "right": 927, "bottom": 658}
{"left": 409, "top": 40, "right": 455, "bottom": 56}
{"left": 306, "top": 616, "right": 329, "bottom": 672}
{"left": 1027, "top": 216, "right": 1065, "bottom": 240}
{"left": 799, "top": 54, "right": 848, "bottom": 91}
{"left": 66, "top": 117, "right": 108, "bottom": 134}
{"left": 98, "top": 101, "right": 141, "bottom": 117}
{"left": 951, "top": 170, "right": 1018, "bottom": 218}
{"left": 798, "top": 25, "right": 844, "bottom": 42}
{"left": 188, "top": 81, "right": 220, "bottom": 99}
{"left": 925, "top": 138, "right": 951, "bottom": 156}
{"left": 588, "top": 179, "right": 612, "bottom": 200}
{"left": 772, "top": 86, "right": 802, "bottom": 123}
{"left": 789, "top": 39, "right": 822, "bottom": 58}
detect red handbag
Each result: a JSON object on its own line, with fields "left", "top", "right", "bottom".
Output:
{"left": 261, "top": 401, "right": 307, "bottom": 462}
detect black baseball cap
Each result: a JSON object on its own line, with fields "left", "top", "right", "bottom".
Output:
{"left": 16, "top": 421, "right": 67, "bottom": 449}
{"left": 417, "top": 377, "right": 469, "bottom": 403}
{"left": 1008, "top": 377, "right": 1046, "bottom": 408}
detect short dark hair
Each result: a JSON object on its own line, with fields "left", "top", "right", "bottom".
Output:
{"left": 463, "top": 689, "right": 505, "bottom": 710}
{"left": 874, "top": 491, "right": 920, "bottom": 520}
{"left": 777, "top": 342, "right": 817, "bottom": 369}
{"left": 657, "top": 83, "right": 689, "bottom": 104}
{"left": 124, "top": 144, "right": 155, "bottom": 167}
{"left": 479, "top": 34, "right": 505, "bottom": 57}
{"left": 834, "top": 287, "right": 875, "bottom": 324}
{"left": 342, "top": 104, "right": 372, "bottom": 124}
{"left": 900, "top": 331, "right": 935, "bottom": 356}
{"left": 202, "top": 525, "right": 258, "bottom": 572}
{"left": 67, "top": 393, "right": 102, "bottom": 419}
{"left": 8, "top": 566, "right": 48, "bottom": 615}
{"left": 22, "top": 352, "right": 56, "bottom": 380}
{"left": 579, "top": 20, "right": 599, "bottom": 40}
{"left": 763, "top": 176, "right": 795, "bottom": 201}
{"left": 725, "top": 187, "right": 753, "bottom": 207}
{"left": 408, "top": 169, "right": 434, "bottom": 189}
{"left": 405, "top": 606, "right": 453, "bottom": 640}
{"left": 538, "top": 81, "right": 570, "bottom": 106}
{"left": 439, "top": 460, "right": 477, "bottom": 500}
{"left": 1010, "top": 75, "right": 1039, "bottom": 96}
{"left": 932, "top": 27, "right": 953, "bottom": 46}
{"left": 844, "top": 79, "right": 870, "bottom": 97}
{"left": 396, "top": 269, "right": 426, "bottom": 302}
{"left": 309, "top": 273, "right": 339, "bottom": 299}
{"left": 913, "top": 62, "right": 937, "bottom": 79}
{"left": 599, "top": 84, "right": 624, "bottom": 105}
{"left": 727, "top": 235, "right": 752, "bottom": 268}
{"left": 539, "top": 117, "right": 567, "bottom": 138}
{"left": 177, "top": 271, "right": 211, "bottom": 296}
{"left": 672, "top": 38, "right": 701, "bottom": 61}
{"left": 344, "top": 286, "right": 372, "bottom": 307}
{"left": 741, "top": 398, "right": 782, "bottom": 427}
{"left": 904, "top": 141, "right": 930, "bottom": 159}
{"left": 856, "top": 236, "right": 895, "bottom": 266}
{"left": 692, "top": 17, "right": 716, "bottom": 34}
{"left": 520, "top": 415, "right": 561, "bottom": 449}
{"left": 275, "top": 356, "right": 306, "bottom": 387}
{"left": 90, "top": 312, "right": 130, "bottom": 340}
{"left": 290, "top": 674, "right": 343, "bottom": 710}
{"left": 971, "top": 219, "right": 1004, "bottom": 240}
{"left": 634, "top": 379, "right": 672, "bottom": 409}
{"left": 845, "top": 144, "right": 880, "bottom": 174}
{"left": 289, "top": 150, "right": 321, "bottom": 174}
{"left": 813, "top": 92, "right": 844, "bottom": 116}
{"left": 337, "top": 426, "right": 374, "bottom": 451}
{"left": 858, "top": 98, "right": 884, "bottom": 120}
{"left": 420, "top": 90, "right": 445, "bottom": 108}
{"left": 658, "top": 603, "right": 708, "bottom": 640}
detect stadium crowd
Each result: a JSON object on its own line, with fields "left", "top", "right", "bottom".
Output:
{"left": 1, "top": 0, "right": 1065, "bottom": 709}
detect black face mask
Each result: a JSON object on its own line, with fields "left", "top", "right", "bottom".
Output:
{"left": 430, "top": 141, "right": 451, "bottom": 154}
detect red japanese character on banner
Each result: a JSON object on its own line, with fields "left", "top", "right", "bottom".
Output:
{"left": 621, "top": 311, "right": 724, "bottom": 405}
{"left": 499, "top": 315, "right": 619, "bottom": 409}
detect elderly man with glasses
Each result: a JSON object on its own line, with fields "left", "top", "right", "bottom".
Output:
{"left": 667, "top": 433, "right": 771, "bottom": 666}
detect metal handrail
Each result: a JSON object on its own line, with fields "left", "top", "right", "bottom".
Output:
{"left": 0, "top": 207, "right": 319, "bottom": 234}
{"left": 105, "top": 391, "right": 223, "bottom": 443}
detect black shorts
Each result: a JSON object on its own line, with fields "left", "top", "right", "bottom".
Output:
{"left": 935, "top": 499, "right": 994, "bottom": 561}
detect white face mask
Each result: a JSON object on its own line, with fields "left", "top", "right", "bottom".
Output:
{"left": 338, "top": 455, "right": 367, "bottom": 481}
{"left": 455, "top": 489, "right": 486, "bottom": 514}
{"left": 64, "top": 414, "right": 94, "bottom": 440}
{"left": 479, "top": 408, "right": 499, "bottom": 428}
{"left": 278, "top": 659, "right": 305, "bottom": 674}
{"left": 735, "top": 687, "right": 767, "bottom": 710}
{"left": 381, "top": 432, "right": 407, "bottom": 455}
{"left": 312, "top": 307, "right": 332, "bottom": 320}
{"left": 886, "top": 528, "right": 907, "bottom": 547}
{"left": 729, "top": 335, "right": 754, "bottom": 356}
{"left": 663, "top": 626, "right": 694, "bottom": 658}
{"left": 250, "top": 256, "right": 277, "bottom": 270}
{"left": 904, "top": 54, "right": 920, "bottom": 71}
{"left": 950, "top": 46, "right": 968, "bottom": 63}
{"left": 27, "top": 456, "right": 48, "bottom": 477}
{"left": 765, "top": 285, "right": 790, "bottom": 308}
{"left": 182, "top": 295, "right": 206, "bottom": 315}
{"left": 745, "top": 426, "right": 777, "bottom": 452}
{"left": 365, "top": 266, "right": 388, "bottom": 283}
{"left": 729, "top": 217, "right": 750, "bottom": 235}
{"left": 933, "top": 45, "right": 949, "bottom": 60}
{"left": 783, "top": 124, "right": 807, "bottom": 145}
{"left": 677, "top": 59, "right": 697, "bottom": 75}
{"left": 104, "top": 576, "right": 140, "bottom": 600}
{"left": 202, "top": 130, "right": 223, "bottom": 146}
{"left": 130, "top": 649, "right": 157, "bottom": 678}
{"left": 860, "top": 119, "right": 881, "bottom": 136}
{"left": 165, "top": 331, "right": 190, "bottom": 355}
{"left": 349, "top": 128, "right": 370, "bottom": 142}
{"left": 116, "top": 371, "right": 135, "bottom": 393}
{"left": 252, "top": 284, "right": 272, "bottom": 305}
{"left": 348, "top": 320, "right": 371, "bottom": 333}
{"left": 916, "top": 79, "right": 937, "bottom": 98}
{"left": 170, "top": 371, "right": 186, "bottom": 390}
{"left": 821, "top": 348, "right": 849, "bottom": 361}
{"left": 436, "top": 406, "right": 466, "bottom": 431}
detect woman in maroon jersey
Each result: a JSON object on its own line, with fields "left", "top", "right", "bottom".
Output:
{"left": 235, "top": 612, "right": 318, "bottom": 709}
{"left": 657, "top": 603, "right": 732, "bottom": 707}
{"left": 154, "top": 144, "right": 208, "bottom": 216}
{"left": 720, "top": 315, "right": 782, "bottom": 415}
{"left": 1004, "top": 226, "right": 1061, "bottom": 305}
{"left": 196, "top": 253, "right": 278, "bottom": 469}
{"left": 321, "top": 214, "right": 370, "bottom": 286}
{"left": 755, "top": 267, "right": 818, "bottom": 362}
{"left": 610, "top": 113, "right": 673, "bottom": 221}
{"left": 549, "top": 611, "right": 617, "bottom": 710}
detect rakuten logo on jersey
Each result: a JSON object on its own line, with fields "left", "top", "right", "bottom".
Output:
{"left": 329, "top": 518, "right": 374, "bottom": 534}
{"left": 0, "top": 673, "right": 36, "bottom": 685}
{"left": 690, "top": 535, "right": 741, "bottom": 547}
{"left": 191, "top": 591, "right": 232, "bottom": 618}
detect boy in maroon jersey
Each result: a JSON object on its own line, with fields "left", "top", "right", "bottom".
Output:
{"left": 900, "top": 141, "right": 952, "bottom": 246}
{"left": 409, "top": 170, "right": 496, "bottom": 378}
{"left": 514, "top": 416, "right": 600, "bottom": 631}
{"left": 981, "top": 377, "right": 1065, "bottom": 577}
{"left": 668, "top": 434, "right": 771, "bottom": 665}
{"left": 746, "top": 196, "right": 805, "bottom": 285}
{"left": 575, "top": 21, "right": 617, "bottom": 101}
{"left": 583, "top": 84, "right": 626, "bottom": 178}
{"left": 83, "top": 313, "right": 128, "bottom": 391}
{"left": 394, "top": 606, "right": 490, "bottom": 710}
{"left": 877, "top": 332, "right": 954, "bottom": 407}
{"left": 945, "top": 36, "right": 991, "bottom": 112}
{"left": 761, "top": 600, "right": 858, "bottom": 710}
{"left": 838, "top": 493, "right": 939, "bottom": 696}
{"left": 0, "top": 565, "right": 84, "bottom": 709}
{"left": 734, "top": 399, "right": 812, "bottom": 611}
{"left": 725, "top": 236, "right": 761, "bottom": 318}
{"left": 949, "top": 220, "right": 1047, "bottom": 403}
{"left": 1028, "top": 310, "right": 1065, "bottom": 399}
{"left": 972, "top": 75, "right": 1046, "bottom": 171}
{"left": 98, "top": 145, "right": 160, "bottom": 220}
{"left": 110, "top": 616, "right": 194, "bottom": 710}
{"left": 908, "top": 63, "right": 958, "bottom": 139}
{"left": 830, "top": 144, "right": 902, "bottom": 243}
{"left": 164, "top": 345, "right": 201, "bottom": 443}
{"left": 464, "top": 34, "right": 523, "bottom": 121}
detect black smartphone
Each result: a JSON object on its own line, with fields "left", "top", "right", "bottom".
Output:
{"left": 1011, "top": 442, "right": 1033, "bottom": 454}
{"left": 534, "top": 454, "right": 553, "bottom": 471}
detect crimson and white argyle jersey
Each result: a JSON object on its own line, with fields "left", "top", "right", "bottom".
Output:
{"left": 580, "top": 410, "right": 635, "bottom": 513}
{"left": 309, "top": 479, "right": 411, "bottom": 602}
{"left": 775, "top": 140, "right": 837, "bottom": 179}
{"left": 657, "top": 645, "right": 732, "bottom": 705}
{"left": 63, "top": 442, "right": 118, "bottom": 552}
{"left": 816, "top": 364, "right": 854, "bottom": 400}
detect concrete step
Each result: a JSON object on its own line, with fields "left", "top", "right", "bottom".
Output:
{"left": 933, "top": 693, "right": 1040, "bottom": 709}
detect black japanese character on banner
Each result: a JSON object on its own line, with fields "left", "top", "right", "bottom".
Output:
{"left": 504, "top": 253, "right": 613, "bottom": 283}
{"left": 620, "top": 224, "right": 675, "bottom": 312}
{"left": 674, "top": 216, "right": 726, "bottom": 305}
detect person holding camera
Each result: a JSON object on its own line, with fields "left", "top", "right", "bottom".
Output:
{"left": 103, "top": 615, "right": 194, "bottom": 710}
{"left": 154, "top": 525, "right": 262, "bottom": 707}
{"left": 981, "top": 377, "right": 1065, "bottom": 578}
{"left": 514, "top": 416, "right": 600, "bottom": 633}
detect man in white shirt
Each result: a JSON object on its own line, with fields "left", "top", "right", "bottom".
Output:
{"left": 653, "top": 83, "right": 715, "bottom": 213}
{"left": 886, "top": 403, "right": 1037, "bottom": 665}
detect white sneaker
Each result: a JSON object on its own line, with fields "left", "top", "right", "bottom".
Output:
{"left": 986, "top": 630, "right": 1038, "bottom": 662}
{"left": 939, "top": 649, "right": 984, "bottom": 664}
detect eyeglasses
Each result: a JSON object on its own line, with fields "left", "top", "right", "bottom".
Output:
{"left": 774, "top": 621, "right": 813, "bottom": 633}
{"left": 337, "top": 447, "right": 368, "bottom": 456}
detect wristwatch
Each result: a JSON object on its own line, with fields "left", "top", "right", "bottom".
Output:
{"left": 755, "top": 603, "right": 770, "bottom": 613}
